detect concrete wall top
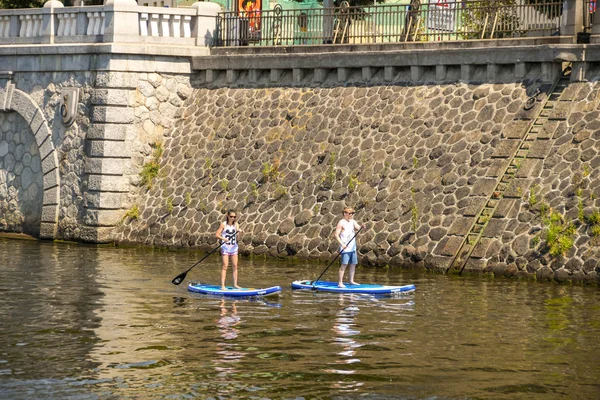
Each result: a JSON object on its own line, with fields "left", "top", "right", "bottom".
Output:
{"left": 195, "top": 41, "right": 599, "bottom": 71}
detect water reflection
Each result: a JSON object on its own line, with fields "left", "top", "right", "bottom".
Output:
{"left": 214, "top": 300, "right": 243, "bottom": 381}
{"left": 332, "top": 294, "right": 362, "bottom": 361}
{"left": 1, "top": 240, "right": 600, "bottom": 399}
{"left": 172, "top": 296, "right": 187, "bottom": 307}
{"left": 217, "top": 299, "right": 241, "bottom": 340}
{"left": 0, "top": 240, "right": 102, "bottom": 380}
{"left": 326, "top": 294, "right": 364, "bottom": 392}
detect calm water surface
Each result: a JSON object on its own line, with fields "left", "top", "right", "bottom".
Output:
{"left": 0, "top": 238, "right": 599, "bottom": 399}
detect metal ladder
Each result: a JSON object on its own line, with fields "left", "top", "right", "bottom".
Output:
{"left": 446, "top": 72, "right": 572, "bottom": 274}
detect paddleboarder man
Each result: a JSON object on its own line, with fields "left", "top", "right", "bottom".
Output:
{"left": 215, "top": 210, "right": 242, "bottom": 290}
{"left": 334, "top": 207, "right": 364, "bottom": 288}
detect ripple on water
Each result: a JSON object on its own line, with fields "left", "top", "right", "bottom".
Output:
{"left": 1, "top": 240, "right": 599, "bottom": 399}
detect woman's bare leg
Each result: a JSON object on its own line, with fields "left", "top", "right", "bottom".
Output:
{"left": 231, "top": 254, "right": 241, "bottom": 288}
{"left": 221, "top": 254, "right": 229, "bottom": 289}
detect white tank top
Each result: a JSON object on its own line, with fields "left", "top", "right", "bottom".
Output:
{"left": 223, "top": 223, "right": 237, "bottom": 245}
{"left": 339, "top": 219, "right": 356, "bottom": 253}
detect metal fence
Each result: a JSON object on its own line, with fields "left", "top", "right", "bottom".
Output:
{"left": 214, "top": 0, "right": 564, "bottom": 47}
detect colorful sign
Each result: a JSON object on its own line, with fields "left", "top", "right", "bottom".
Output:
{"left": 238, "top": 0, "right": 261, "bottom": 34}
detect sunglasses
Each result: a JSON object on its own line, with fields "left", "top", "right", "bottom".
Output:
{"left": 345, "top": 212, "right": 355, "bottom": 215}
{"left": 228, "top": 215, "right": 237, "bottom": 219}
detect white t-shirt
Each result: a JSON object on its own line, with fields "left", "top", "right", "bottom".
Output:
{"left": 338, "top": 218, "right": 357, "bottom": 253}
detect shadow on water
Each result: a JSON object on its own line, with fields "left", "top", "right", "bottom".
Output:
{"left": 0, "top": 239, "right": 599, "bottom": 399}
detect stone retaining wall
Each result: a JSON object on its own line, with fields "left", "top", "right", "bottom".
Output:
{"left": 0, "top": 57, "right": 598, "bottom": 284}
{"left": 112, "top": 76, "right": 600, "bottom": 284}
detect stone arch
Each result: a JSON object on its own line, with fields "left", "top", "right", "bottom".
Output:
{"left": 0, "top": 82, "right": 60, "bottom": 239}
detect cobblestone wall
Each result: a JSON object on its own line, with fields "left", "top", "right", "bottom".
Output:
{"left": 1, "top": 73, "right": 91, "bottom": 240}
{"left": 2, "top": 68, "right": 598, "bottom": 284}
{"left": 0, "top": 111, "right": 43, "bottom": 236}
{"left": 114, "top": 78, "right": 600, "bottom": 283}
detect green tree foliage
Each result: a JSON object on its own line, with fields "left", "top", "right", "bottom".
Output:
{"left": 460, "top": 0, "right": 522, "bottom": 39}
{"left": 0, "top": 0, "right": 44, "bottom": 8}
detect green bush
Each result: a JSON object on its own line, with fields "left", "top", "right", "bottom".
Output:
{"left": 140, "top": 161, "right": 160, "bottom": 189}
{"left": 544, "top": 211, "right": 575, "bottom": 257}
{"left": 139, "top": 142, "right": 164, "bottom": 189}
{"left": 262, "top": 158, "right": 281, "bottom": 182}
{"left": 1, "top": 0, "right": 44, "bottom": 8}
{"left": 348, "top": 174, "right": 360, "bottom": 193}
{"left": 122, "top": 204, "right": 139, "bottom": 222}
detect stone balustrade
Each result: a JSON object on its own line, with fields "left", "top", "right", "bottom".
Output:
{"left": 0, "top": 0, "right": 220, "bottom": 47}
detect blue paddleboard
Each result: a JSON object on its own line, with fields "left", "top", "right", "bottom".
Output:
{"left": 291, "top": 280, "right": 416, "bottom": 294}
{"left": 188, "top": 283, "right": 282, "bottom": 297}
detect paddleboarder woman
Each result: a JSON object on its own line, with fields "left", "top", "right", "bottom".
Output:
{"left": 215, "top": 210, "right": 242, "bottom": 290}
{"left": 334, "top": 207, "right": 363, "bottom": 288}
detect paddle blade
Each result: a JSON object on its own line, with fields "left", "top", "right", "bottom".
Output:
{"left": 171, "top": 271, "right": 187, "bottom": 285}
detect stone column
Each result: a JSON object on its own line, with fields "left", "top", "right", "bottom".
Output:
{"left": 323, "top": 0, "right": 334, "bottom": 44}
{"left": 42, "top": 1, "right": 64, "bottom": 45}
{"left": 192, "top": 2, "right": 222, "bottom": 47}
{"left": 102, "top": 0, "right": 140, "bottom": 44}
{"left": 83, "top": 71, "right": 136, "bottom": 243}
{"left": 560, "top": 0, "right": 584, "bottom": 43}
{"left": 592, "top": 7, "right": 600, "bottom": 43}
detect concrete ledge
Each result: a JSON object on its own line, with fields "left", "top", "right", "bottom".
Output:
{"left": 210, "top": 37, "right": 567, "bottom": 56}
{"left": 0, "top": 43, "right": 208, "bottom": 73}
{"left": 199, "top": 43, "right": 590, "bottom": 69}
{"left": 193, "top": 43, "right": 600, "bottom": 85}
{"left": 0, "top": 50, "right": 199, "bottom": 74}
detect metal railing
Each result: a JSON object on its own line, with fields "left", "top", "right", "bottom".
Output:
{"left": 215, "top": 0, "right": 564, "bottom": 47}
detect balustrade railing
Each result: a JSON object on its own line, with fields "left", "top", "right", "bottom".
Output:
{"left": 139, "top": 9, "right": 194, "bottom": 39}
{"left": 0, "top": 3, "right": 215, "bottom": 46}
{"left": 216, "top": 0, "right": 564, "bottom": 47}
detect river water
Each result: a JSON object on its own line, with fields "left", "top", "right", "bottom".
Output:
{"left": 0, "top": 238, "right": 599, "bottom": 399}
